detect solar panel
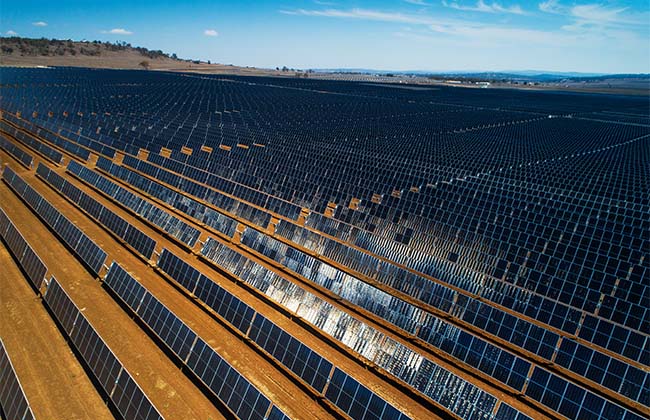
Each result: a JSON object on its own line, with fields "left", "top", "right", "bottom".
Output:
{"left": 0, "top": 207, "right": 48, "bottom": 290}
{"left": 67, "top": 160, "right": 200, "bottom": 248}
{"left": 0, "top": 120, "right": 63, "bottom": 164}
{"left": 36, "top": 163, "right": 156, "bottom": 260}
{"left": 3, "top": 166, "right": 107, "bottom": 275}
{"left": 96, "top": 157, "right": 237, "bottom": 238}
{"left": 0, "top": 133, "right": 34, "bottom": 168}
{"left": 103, "top": 262, "right": 285, "bottom": 420}
{"left": 42, "top": 277, "right": 164, "bottom": 420}
{"left": 0, "top": 338, "right": 35, "bottom": 420}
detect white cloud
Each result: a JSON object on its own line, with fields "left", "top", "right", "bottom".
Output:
{"left": 6, "top": 30, "right": 18, "bottom": 36}
{"left": 282, "top": 6, "right": 646, "bottom": 55}
{"left": 32, "top": 21, "right": 48, "bottom": 27}
{"left": 404, "top": 0, "right": 430, "bottom": 5}
{"left": 101, "top": 28, "right": 133, "bottom": 35}
{"left": 442, "top": 0, "right": 526, "bottom": 15}
{"left": 280, "top": 8, "right": 437, "bottom": 25}
{"left": 538, "top": 0, "right": 563, "bottom": 14}
{"left": 204, "top": 29, "right": 219, "bottom": 36}
{"left": 571, "top": 4, "right": 629, "bottom": 24}
{"left": 539, "top": 1, "right": 647, "bottom": 26}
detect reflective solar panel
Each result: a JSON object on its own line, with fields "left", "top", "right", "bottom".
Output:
{"left": 103, "top": 262, "right": 286, "bottom": 420}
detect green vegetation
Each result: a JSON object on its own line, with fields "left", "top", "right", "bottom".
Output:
{"left": 0, "top": 36, "right": 178, "bottom": 60}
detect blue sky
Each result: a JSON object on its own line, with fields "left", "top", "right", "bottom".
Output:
{"left": 3, "top": 0, "right": 649, "bottom": 73}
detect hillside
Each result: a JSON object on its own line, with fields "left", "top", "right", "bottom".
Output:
{"left": 0, "top": 37, "right": 278, "bottom": 75}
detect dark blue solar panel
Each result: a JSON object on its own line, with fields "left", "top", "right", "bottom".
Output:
{"left": 103, "top": 262, "right": 280, "bottom": 420}
{"left": 37, "top": 163, "right": 156, "bottom": 260}
{"left": 0, "top": 339, "right": 35, "bottom": 420}
{"left": 42, "top": 277, "right": 163, "bottom": 419}
{"left": 0, "top": 208, "right": 48, "bottom": 290}
{"left": 3, "top": 166, "right": 107, "bottom": 275}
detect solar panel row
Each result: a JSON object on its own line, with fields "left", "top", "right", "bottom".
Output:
{"left": 146, "top": 152, "right": 303, "bottom": 221}
{"left": 43, "top": 278, "right": 163, "bottom": 420}
{"left": 156, "top": 248, "right": 412, "bottom": 420}
{"left": 0, "top": 207, "right": 48, "bottom": 290}
{"left": 201, "top": 236, "right": 647, "bottom": 420}
{"left": 0, "top": 338, "right": 35, "bottom": 420}
{"left": 3, "top": 113, "right": 90, "bottom": 161}
{"left": 103, "top": 262, "right": 290, "bottom": 420}
{"left": 66, "top": 160, "right": 200, "bottom": 248}
{"left": 199, "top": 237, "right": 500, "bottom": 419}
{"left": 0, "top": 120, "right": 63, "bottom": 164}
{"left": 240, "top": 227, "right": 649, "bottom": 406}
{"left": 84, "top": 147, "right": 648, "bottom": 397}
{"left": 86, "top": 140, "right": 647, "bottom": 410}
{"left": 123, "top": 154, "right": 273, "bottom": 228}
{"left": 96, "top": 156, "right": 238, "bottom": 238}
{"left": 36, "top": 163, "right": 156, "bottom": 260}
{"left": 0, "top": 133, "right": 33, "bottom": 168}
{"left": 2, "top": 166, "right": 107, "bottom": 275}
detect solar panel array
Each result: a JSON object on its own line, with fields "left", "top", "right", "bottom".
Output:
{"left": 200, "top": 236, "right": 502, "bottom": 419}
{"left": 1, "top": 67, "right": 648, "bottom": 420}
{"left": 0, "top": 338, "right": 35, "bottom": 420}
{"left": 3, "top": 112, "right": 90, "bottom": 161}
{"left": 43, "top": 277, "right": 163, "bottom": 420}
{"left": 36, "top": 163, "right": 156, "bottom": 260}
{"left": 0, "top": 206, "right": 48, "bottom": 290}
{"left": 2, "top": 166, "right": 107, "bottom": 275}
{"left": 0, "top": 133, "right": 33, "bottom": 168}
{"left": 122, "top": 154, "right": 274, "bottom": 228}
{"left": 156, "top": 248, "right": 412, "bottom": 420}
{"left": 66, "top": 160, "right": 200, "bottom": 248}
{"left": 0, "top": 120, "right": 63, "bottom": 165}
{"left": 96, "top": 156, "right": 238, "bottom": 238}
{"left": 103, "top": 262, "right": 290, "bottom": 420}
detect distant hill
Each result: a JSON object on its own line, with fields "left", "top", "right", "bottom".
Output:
{"left": 0, "top": 36, "right": 279, "bottom": 76}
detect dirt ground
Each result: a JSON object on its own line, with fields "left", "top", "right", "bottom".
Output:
{"left": 0, "top": 245, "right": 113, "bottom": 420}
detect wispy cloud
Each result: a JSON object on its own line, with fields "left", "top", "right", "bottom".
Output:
{"left": 101, "top": 28, "right": 133, "bottom": 35}
{"left": 32, "top": 21, "right": 48, "bottom": 27}
{"left": 6, "top": 30, "right": 18, "bottom": 36}
{"left": 539, "top": 1, "right": 647, "bottom": 25}
{"left": 313, "top": 0, "right": 336, "bottom": 5}
{"left": 404, "top": 0, "right": 430, "bottom": 5}
{"left": 538, "top": 0, "right": 563, "bottom": 14}
{"left": 282, "top": 5, "right": 647, "bottom": 53}
{"left": 280, "top": 8, "right": 436, "bottom": 25}
{"left": 204, "top": 29, "right": 219, "bottom": 36}
{"left": 443, "top": 0, "right": 526, "bottom": 15}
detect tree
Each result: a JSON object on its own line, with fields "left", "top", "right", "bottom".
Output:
{"left": 171, "top": 53, "right": 178, "bottom": 60}
{"left": 139, "top": 60, "right": 150, "bottom": 70}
